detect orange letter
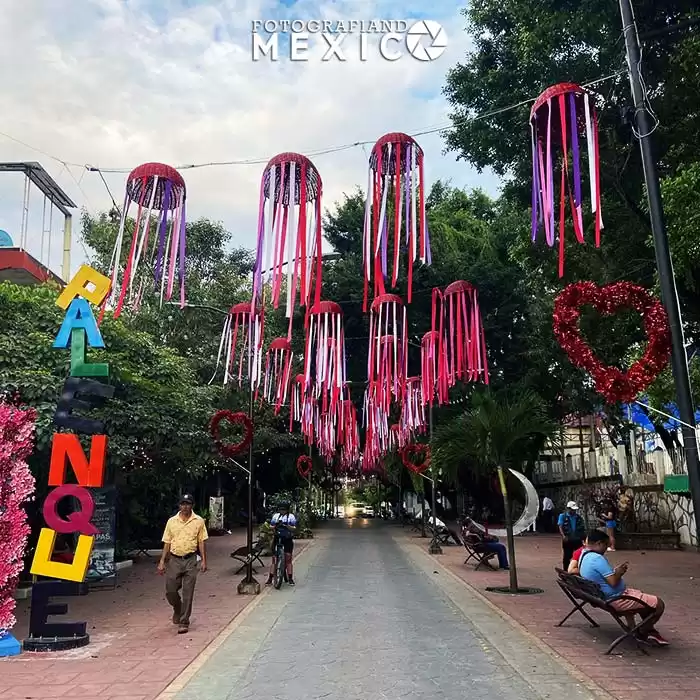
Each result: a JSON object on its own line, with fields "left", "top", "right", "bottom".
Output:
{"left": 56, "top": 265, "right": 111, "bottom": 310}
{"left": 48, "top": 433, "right": 108, "bottom": 487}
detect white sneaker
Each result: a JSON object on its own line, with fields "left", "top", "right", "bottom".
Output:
{"left": 607, "top": 547, "right": 616, "bottom": 552}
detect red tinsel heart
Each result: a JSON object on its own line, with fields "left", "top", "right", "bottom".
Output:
{"left": 553, "top": 281, "right": 671, "bottom": 404}
{"left": 209, "top": 410, "right": 253, "bottom": 458}
{"left": 400, "top": 444, "right": 431, "bottom": 474}
{"left": 297, "top": 455, "right": 312, "bottom": 478}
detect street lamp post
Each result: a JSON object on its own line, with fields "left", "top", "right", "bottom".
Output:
{"left": 428, "top": 401, "right": 442, "bottom": 555}
{"left": 618, "top": 0, "right": 700, "bottom": 532}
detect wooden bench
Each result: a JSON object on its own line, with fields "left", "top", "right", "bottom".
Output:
{"left": 231, "top": 539, "right": 266, "bottom": 575}
{"left": 462, "top": 533, "right": 498, "bottom": 571}
{"left": 554, "top": 568, "right": 656, "bottom": 654}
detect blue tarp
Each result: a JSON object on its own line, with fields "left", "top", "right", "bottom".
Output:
{"left": 623, "top": 399, "right": 700, "bottom": 432}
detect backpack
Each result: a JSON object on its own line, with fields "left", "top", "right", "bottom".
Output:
{"left": 562, "top": 512, "right": 585, "bottom": 538}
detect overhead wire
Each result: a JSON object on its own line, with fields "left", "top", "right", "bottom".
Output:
{"left": 0, "top": 70, "right": 625, "bottom": 180}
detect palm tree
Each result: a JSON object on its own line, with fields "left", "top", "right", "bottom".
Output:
{"left": 432, "top": 389, "right": 558, "bottom": 593}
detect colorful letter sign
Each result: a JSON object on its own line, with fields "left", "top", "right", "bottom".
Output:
{"left": 27, "top": 265, "right": 112, "bottom": 649}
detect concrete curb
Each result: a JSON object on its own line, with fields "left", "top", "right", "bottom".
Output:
{"left": 396, "top": 535, "right": 616, "bottom": 700}
{"left": 155, "top": 538, "right": 317, "bottom": 700}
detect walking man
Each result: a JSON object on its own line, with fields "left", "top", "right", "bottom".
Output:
{"left": 541, "top": 495, "right": 555, "bottom": 532}
{"left": 558, "top": 500, "right": 585, "bottom": 570}
{"left": 158, "top": 494, "right": 208, "bottom": 634}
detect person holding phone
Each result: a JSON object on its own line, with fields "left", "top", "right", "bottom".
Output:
{"left": 579, "top": 530, "right": 668, "bottom": 646}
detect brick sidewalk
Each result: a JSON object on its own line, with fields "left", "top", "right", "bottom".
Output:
{"left": 402, "top": 529, "right": 700, "bottom": 700}
{"left": 0, "top": 530, "right": 309, "bottom": 700}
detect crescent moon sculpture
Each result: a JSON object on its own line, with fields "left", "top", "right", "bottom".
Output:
{"left": 473, "top": 468, "right": 540, "bottom": 537}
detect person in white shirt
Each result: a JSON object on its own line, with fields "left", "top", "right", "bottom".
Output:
{"left": 266, "top": 502, "right": 297, "bottom": 586}
{"left": 541, "top": 495, "right": 555, "bottom": 532}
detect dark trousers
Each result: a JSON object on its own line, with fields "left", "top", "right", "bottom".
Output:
{"left": 165, "top": 554, "right": 198, "bottom": 625}
{"left": 483, "top": 542, "right": 509, "bottom": 569}
{"left": 562, "top": 538, "right": 582, "bottom": 570}
{"left": 541, "top": 510, "right": 554, "bottom": 533}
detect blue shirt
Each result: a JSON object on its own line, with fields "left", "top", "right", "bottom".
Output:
{"left": 557, "top": 512, "right": 584, "bottom": 537}
{"left": 579, "top": 551, "right": 625, "bottom": 599}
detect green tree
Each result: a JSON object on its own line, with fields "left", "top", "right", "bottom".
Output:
{"left": 432, "top": 389, "right": 558, "bottom": 592}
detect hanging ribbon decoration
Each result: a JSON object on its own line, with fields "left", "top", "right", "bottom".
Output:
{"left": 338, "top": 398, "right": 360, "bottom": 473}
{"left": 209, "top": 302, "right": 264, "bottom": 390}
{"left": 401, "top": 377, "right": 426, "bottom": 438}
{"left": 438, "top": 281, "right": 489, "bottom": 388}
{"left": 252, "top": 152, "right": 323, "bottom": 325}
{"left": 367, "top": 294, "right": 407, "bottom": 412}
{"left": 362, "top": 132, "right": 431, "bottom": 310}
{"left": 261, "top": 337, "right": 293, "bottom": 413}
{"left": 362, "top": 388, "right": 390, "bottom": 474}
{"left": 530, "top": 83, "right": 603, "bottom": 277}
{"left": 304, "top": 301, "right": 346, "bottom": 420}
{"left": 106, "top": 162, "right": 187, "bottom": 319}
{"left": 421, "top": 330, "right": 448, "bottom": 406}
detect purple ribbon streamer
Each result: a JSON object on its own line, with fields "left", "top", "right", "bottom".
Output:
{"left": 178, "top": 196, "right": 187, "bottom": 287}
{"left": 381, "top": 202, "right": 388, "bottom": 278}
{"left": 154, "top": 180, "right": 172, "bottom": 287}
{"left": 569, "top": 92, "right": 582, "bottom": 208}
{"left": 531, "top": 130, "right": 539, "bottom": 242}
{"left": 404, "top": 144, "right": 411, "bottom": 245}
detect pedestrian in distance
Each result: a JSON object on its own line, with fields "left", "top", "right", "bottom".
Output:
{"left": 158, "top": 494, "right": 209, "bottom": 634}
{"left": 558, "top": 500, "right": 585, "bottom": 570}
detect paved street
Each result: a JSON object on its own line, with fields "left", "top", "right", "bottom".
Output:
{"left": 166, "top": 520, "right": 604, "bottom": 700}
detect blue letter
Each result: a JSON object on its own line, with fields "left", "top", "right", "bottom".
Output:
{"left": 53, "top": 299, "right": 105, "bottom": 349}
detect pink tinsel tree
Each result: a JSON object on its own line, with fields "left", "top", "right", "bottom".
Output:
{"left": 0, "top": 401, "right": 37, "bottom": 634}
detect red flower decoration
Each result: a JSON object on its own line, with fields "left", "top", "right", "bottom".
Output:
{"left": 553, "top": 282, "right": 671, "bottom": 404}
{"left": 297, "top": 455, "right": 313, "bottom": 478}
{"left": 209, "top": 410, "right": 253, "bottom": 458}
{"left": 400, "top": 444, "right": 431, "bottom": 474}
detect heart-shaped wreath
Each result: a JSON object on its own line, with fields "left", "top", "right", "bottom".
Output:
{"left": 209, "top": 410, "right": 253, "bottom": 458}
{"left": 297, "top": 455, "right": 313, "bottom": 478}
{"left": 553, "top": 281, "right": 671, "bottom": 404}
{"left": 400, "top": 443, "right": 431, "bottom": 474}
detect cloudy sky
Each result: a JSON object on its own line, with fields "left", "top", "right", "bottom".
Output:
{"left": 0, "top": 0, "right": 500, "bottom": 278}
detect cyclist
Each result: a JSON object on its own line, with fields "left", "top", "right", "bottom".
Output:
{"left": 266, "top": 502, "right": 297, "bottom": 586}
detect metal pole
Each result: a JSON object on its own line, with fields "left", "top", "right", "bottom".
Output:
{"left": 619, "top": 0, "right": 700, "bottom": 534}
{"left": 238, "top": 383, "right": 260, "bottom": 594}
{"left": 428, "top": 402, "right": 442, "bottom": 554}
{"left": 62, "top": 214, "right": 72, "bottom": 282}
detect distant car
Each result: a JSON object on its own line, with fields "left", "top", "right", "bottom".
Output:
{"left": 346, "top": 503, "right": 365, "bottom": 518}
{"left": 362, "top": 505, "right": 375, "bottom": 518}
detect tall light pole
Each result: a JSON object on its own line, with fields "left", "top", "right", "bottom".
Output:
{"left": 170, "top": 301, "right": 261, "bottom": 593}
{"left": 428, "top": 401, "right": 443, "bottom": 554}
{"left": 618, "top": 0, "right": 700, "bottom": 533}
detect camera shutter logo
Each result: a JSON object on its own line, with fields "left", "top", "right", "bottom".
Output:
{"left": 405, "top": 20, "right": 448, "bottom": 61}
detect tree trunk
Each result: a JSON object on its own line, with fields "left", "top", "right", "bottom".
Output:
{"left": 498, "top": 466, "right": 518, "bottom": 593}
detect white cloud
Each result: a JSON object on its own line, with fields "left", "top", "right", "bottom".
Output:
{"left": 0, "top": 0, "right": 500, "bottom": 278}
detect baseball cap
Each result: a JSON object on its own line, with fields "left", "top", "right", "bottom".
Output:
{"left": 180, "top": 494, "right": 194, "bottom": 504}
{"left": 566, "top": 501, "right": 579, "bottom": 510}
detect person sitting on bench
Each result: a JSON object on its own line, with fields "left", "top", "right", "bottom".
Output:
{"left": 579, "top": 530, "right": 669, "bottom": 646}
{"left": 462, "top": 515, "right": 509, "bottom": 570}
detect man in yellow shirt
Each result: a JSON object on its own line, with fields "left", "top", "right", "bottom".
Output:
{"left": 158, "top": 494, "right": 208, "bottom": 633}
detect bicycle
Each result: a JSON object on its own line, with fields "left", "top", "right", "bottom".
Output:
{"left": 272, "top": 527, "right": 292, "bottom": 589}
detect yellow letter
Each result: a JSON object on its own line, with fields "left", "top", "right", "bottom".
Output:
{"left": 56, "top": 265, "right": 111, "bottom": 310}
{"left": 29, "top": 528, "right": 95, "bottom": 583}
